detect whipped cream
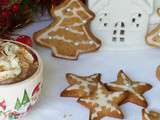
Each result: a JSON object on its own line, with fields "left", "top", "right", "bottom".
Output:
{"left": 0, "top": 42, "right": 34, "bottom": 80}
{"left": 20, "top": 48, "right": 34, "bottom": 63}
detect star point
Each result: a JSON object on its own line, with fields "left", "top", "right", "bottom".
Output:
{"left": 78, "top": 83, "right": 128, "bottom": 120}
{"left": 61, "top": 73, "right": 101, "bottom": 98}
{"left": 106, "top": 70, "right": 152, "bottom": 108}
{"left": 142, "top": 109, "right": 160, "bottom": 120}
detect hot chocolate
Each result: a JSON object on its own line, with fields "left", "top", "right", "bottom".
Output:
{"left": 0, "top": 41, "right": 39, "bottom": 85}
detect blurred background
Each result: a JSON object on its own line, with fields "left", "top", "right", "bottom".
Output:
{"left": 0, "top": 0, "right": 159, "bottom": 38}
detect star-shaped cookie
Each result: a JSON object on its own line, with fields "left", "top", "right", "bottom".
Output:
{"left": 78, "top": 82, "right": 128, "bottom": 120}
{"left": 142, "top": 109, "right": 160, "bottom": 120}
{"left": 61, "top": 73, "right": 101, "bottom": 98}
{"left": 106, "top": 70, "right": 152, "bottom": 108}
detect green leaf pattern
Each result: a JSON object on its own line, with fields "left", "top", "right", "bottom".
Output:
{"left": 21, "top": 90, "right": 30, "bottom": 106}
{"left": 0, "top": 82, "right": 41, "bottom": 120}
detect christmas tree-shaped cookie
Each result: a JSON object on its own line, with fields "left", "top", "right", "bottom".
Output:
{"left": 146, "top": 8, "right": 160, "bottom": 47}
{"left": 33, "top": 0, "right": 101, "bottom": 60}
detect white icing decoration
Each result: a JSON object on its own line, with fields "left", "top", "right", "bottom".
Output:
{"left": 108, "top": 83, "right": 145, "bottom": 101}
{"left": 89, "top": 41, "right": 94, "bottom": 45}
{"left": 146, "top": 30, "right": 160, "bottom": 47}
{"left": 83, "top": 20, "right": 87, "bottom": 23}
{"left": 80, "top": 83, "right": 123, "bottom": 119}
{"left": 74, "top": 42, "right": 79, "bottom": 46}
{"left": 121, "top": 73, "right": 131, "bottom": 85}
{"left": 60, "top": 26, "right": 84, "bottom": 35}
{"left": 66, "top": 8, "right": 72, "bottom": 12}
{"left": 118, "top": 72, "right": 146, "bottom": 100}
{"left": 66, "top": 75, "right": 97, "bottom": 95}
{"left": 50, "top": 35, "right": 95, "bottom": 46}
{"left": 132, "top": 83, "right": 147, "bottom": 88}
{"left": 49, "top": 36, "right": 52, "bottom": 40}
{"left": 65, "top": 27, "right": 70, "bottom": 30}
{"left": 144, "top": 109, "right": 151, "bottom": 120}
{"left": 50, "top": 35, "right": 72, "bottom": 43}
{"left": 68, "top": 22, "right": 85, "bottom": 27}
{"left": 144, "top": 114, "right": 151, "bottom": 120}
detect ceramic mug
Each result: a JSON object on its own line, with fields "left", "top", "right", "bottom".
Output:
{"left": 0, "top": 40, "right": 43, "bottom": 120}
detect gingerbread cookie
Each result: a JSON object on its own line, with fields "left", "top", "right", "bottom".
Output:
{"left": 61, "top": 73, "right": 101, "bottom": 98}
{"left": 142, "top": 109, "right": 160, "bottom": 120}
{"left": 106, "top": 70, "right": 152, "bottom": 108}
{"left": 145, "top": 24, "right": 160, "bottom": 47}
{"left": 33, "top": 0, "right": 101, "bottom": 60}
{"left": 78, "top": 82, "right": 128, "bottom": 120}
{"left": 156, "top": 65, "right": 160, "bottom": 80}
{"left": 157, "top": 8, "right": 160, "bottom": 16}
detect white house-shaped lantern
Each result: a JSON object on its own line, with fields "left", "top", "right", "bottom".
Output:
{"left": 88, "top": 0, "right": 154, "bottom": 50}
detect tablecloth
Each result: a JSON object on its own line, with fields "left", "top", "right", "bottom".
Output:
{"left": 16, "top": 20, "right": 160, "bottom": 120}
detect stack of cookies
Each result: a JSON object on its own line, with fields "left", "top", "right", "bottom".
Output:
{"left": 60, "top": 70, "right": 157, "bottom": 120}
